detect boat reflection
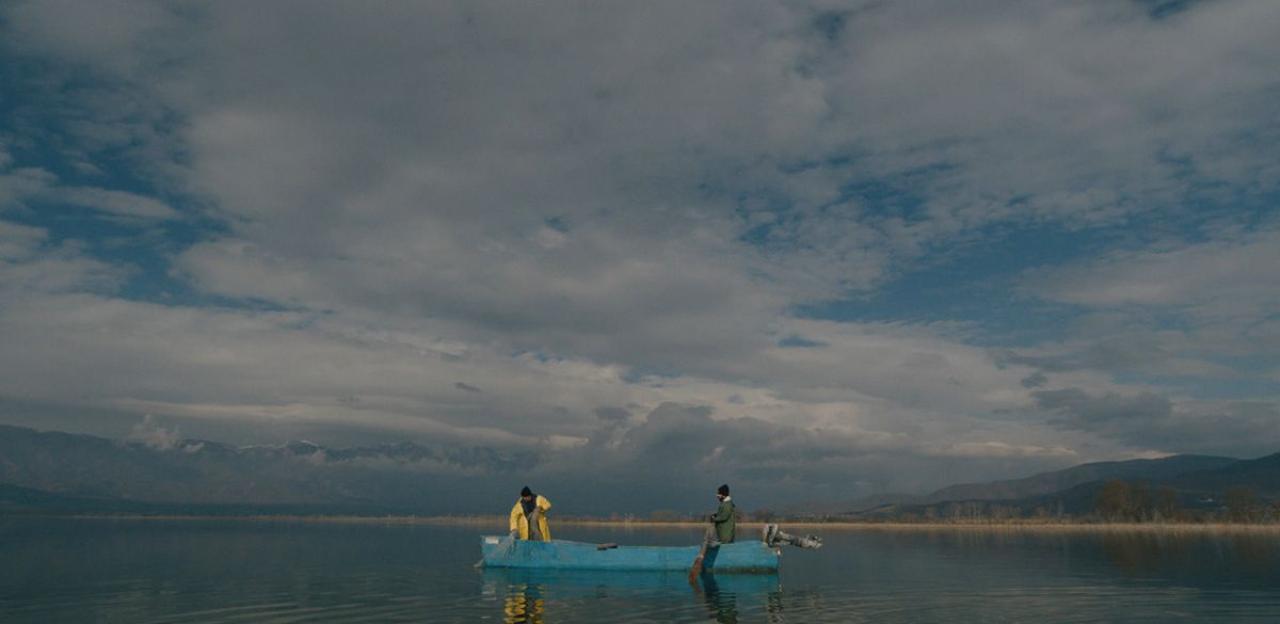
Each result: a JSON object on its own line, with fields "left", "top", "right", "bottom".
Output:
{"left": 694, "top": 572, "right": 766, "bottom": 623}
{"left": 481, "top": 567, "right": 782, "bottom": 623}
{"left": 501, "top": 584, "right": 546, "bottom": 624}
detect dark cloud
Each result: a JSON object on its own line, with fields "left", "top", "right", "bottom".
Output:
{"left": 522, "top": 403, "right": 1080, "bottom": 510}
{"left": 1035, "top": 388, "right": 1173, "bottom": 429}
{"left": 593, "top": 406, "right": 630, "bottom": 422}
{"left": 453, "top": 382, "right": 482, "bottom": 393}
{"left": 997, "top": 336, "right": 1172, "bottom": 374}
{"left": 1034, "top": 388, "right": 1280, "bottom": 457}
{"left": 1020, "top": 371, "right": 1048, "bottom": 388}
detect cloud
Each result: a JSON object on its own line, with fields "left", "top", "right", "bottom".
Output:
{"left": 929, "top": 441, "right": 1078, "bottom": 459}
{"left": 1032, "top": 386, "right": 1280, "bottom": 456}
{"left": 0, "top": 163, "right": 177, "bottom": 221}
{"left": 3, "top": 0, "right": 176, "bottom": 77}
{"left": 0, "top": 220, "right": 125, "bottom": 293}
{"left": 9, "top": 0, "right": 1280, "bottom": 308}
{"left": 1020, "top": 371, "right": 1049, "bottom": 388}
{"left": 14, "top": 0, "right": 1274, "bottom": 316}
{"left": 1007, "top": 223, "right": 1280, "bottom": 394}
{"left": 128, "top": 414, "right": 181, "bottom": 451}
{"left": 0, "top": 276, "right": 1116, "bottom": 496}
{"left": 0, "top": 221, "right": 46, "bottom": 259}
{"left": 0, "top": 168, "right": 56, "bottom": 209}
{"left": 0, "top": 0, "right": 1277, "bottom": 504}
{"left": 52, "top": 187, "right": 179, "bottom": 220}
{"left": 535, "top": 402, "right": 1094, "bottom": 506}
{"left": 1027, "top": 226, "right": 1280, "bottom": 313}
{"left": 1034, "top": 387, "right": 1174, "bottom": 430}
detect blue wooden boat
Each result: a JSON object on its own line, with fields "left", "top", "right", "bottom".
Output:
{"left": 479, "top": 536, "right": 779, "bottom": 573}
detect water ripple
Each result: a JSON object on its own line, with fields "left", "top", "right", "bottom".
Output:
{"left": 5, "top": 520, "right": 1280, "bottom": 622}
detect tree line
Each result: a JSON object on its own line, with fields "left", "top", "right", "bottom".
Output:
{"left": 1094, "top": 480, "right": 1280, "bottom": 523}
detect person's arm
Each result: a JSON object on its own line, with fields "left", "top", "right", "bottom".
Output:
{"left": 710, "top": 501, "right": 732, "bottom": 522}
{"left": 537, "top": 496, "right": 552, "bottom": 513}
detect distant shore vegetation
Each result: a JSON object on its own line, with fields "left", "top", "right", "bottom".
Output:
{"left": 59, "top": 515, "right": 1280, "bottom": 534}
{"left": 51, "top": 480, "right": 1280, "bottom": 531}
{"left": 24, "top": 480, "right": 1278, "bottom": 529}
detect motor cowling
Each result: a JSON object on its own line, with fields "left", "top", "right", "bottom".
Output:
{"left": 762, "top": 524, "right": 822, "bottom": 549}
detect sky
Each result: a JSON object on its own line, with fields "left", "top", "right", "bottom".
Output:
{"left": 1, "top": 0, "right": 1278, "bottom": 509}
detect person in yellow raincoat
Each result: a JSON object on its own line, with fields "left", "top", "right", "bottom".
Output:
{"left": 509, "top": 486, "right": 552, "bottom": 541}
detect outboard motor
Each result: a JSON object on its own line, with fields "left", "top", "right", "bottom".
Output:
{"left": 762, "top": 524, "right": 822, "bottom": 549}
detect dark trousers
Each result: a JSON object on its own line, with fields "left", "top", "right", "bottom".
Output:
{"left": 525, "top": 511, "right": 542, "bottom": 541}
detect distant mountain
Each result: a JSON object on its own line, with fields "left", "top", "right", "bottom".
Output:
{"left": 786, "top": 454, "right": 1240, "bottom": 517}
{"left": 920, "top": 454, "right": 1238, "bottom": 504}
{"left": 841, "top": 453, "right": 1280, "bottom": 520}
{"left": 5, "top": 423, "right": 1276, "bottom": 519}
{"left": 0, "top": 424, "right": 533, "bottom": 515}
{"left": 0, "top": 482, "right": 134, "bottom": 513}
{"left": 1166, "top": 452, "right": 1280, "bottom": 497}
{"left": 0, "top": 482, "right": 413, "bottom": 516}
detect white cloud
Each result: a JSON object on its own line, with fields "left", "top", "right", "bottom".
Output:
{"left": 0, "top": 165, "right": 177, "bottom": 221}
{"left": 0, "top": 221, "right": 46, "bottom": 259}
{"left": 128, "top": 414, "right": 181, "bottom": 450}
{"left": 53, "top": 187, "right": 179, "bottom": 220}
{"left": 0, "top": 168, "right": 56, "bottom": 209}
{"left": 1029, "top": 226, "right": 1280, "bottom": 313}
{"left": 1013, "top": 225, "right": 1280, "bottom": 388}
{"left": 0, "top": 220, "right": 125, "bottom": 293}
{"left": 930, "top": 441, "right": 1078, "bottom": 460}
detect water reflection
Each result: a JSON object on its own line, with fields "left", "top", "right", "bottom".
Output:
{"left": 1098, "top": 530, "right": 1280, "bottom": 582}
{"left": 695, "top": 573, "right": 748, "bottom": 623}
{"left": 502, "top": 583, "right": 545, "bottom": 624}
{"left": 482, "top": 568, "right": 781, "bottom": 623}
{"left": 1100, "top": 532, "right": 1195, "bottom": 575}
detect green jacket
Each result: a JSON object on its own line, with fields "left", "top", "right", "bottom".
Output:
{"left": 711, "top": 497, "right": 736, "bottom": 543}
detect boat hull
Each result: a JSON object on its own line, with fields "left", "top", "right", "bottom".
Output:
{"left": 480, "top": 537, "right": 779, "bottom": 572}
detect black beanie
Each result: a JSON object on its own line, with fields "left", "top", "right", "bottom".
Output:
{"left": 521, "top": 486, "right": 533, "bottom": 497}
{"left": 717, "top": 484, "right": 730, "bottom": 496}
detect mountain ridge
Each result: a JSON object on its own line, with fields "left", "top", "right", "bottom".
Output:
{"left": 2, "top": 424, "right": 1276, "bottom": 518}
{"left": 0, "top": 423, "right": 522, "bottom": 514}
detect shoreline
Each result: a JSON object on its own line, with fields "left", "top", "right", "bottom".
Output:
{"left": 28, "top": 514, "right": 1280, "bottom": 533}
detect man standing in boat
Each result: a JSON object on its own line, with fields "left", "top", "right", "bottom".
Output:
{"left": 509, "top": 486, "right": 552, "bottom": 541}
{"left": 707, "top": 483, "right": 735, "bottom": 545}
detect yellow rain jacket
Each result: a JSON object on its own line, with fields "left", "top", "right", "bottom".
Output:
{"left": 509, "top": 495, "right": 552, "bottom": 541}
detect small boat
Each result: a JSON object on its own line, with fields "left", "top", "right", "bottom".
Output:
{"left": 479, "top": 536, "right": 780, "bottom": 572}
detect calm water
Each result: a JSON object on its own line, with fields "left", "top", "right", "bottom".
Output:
{"left": 3, "top": 518, "right": 1280, "bottom": 622}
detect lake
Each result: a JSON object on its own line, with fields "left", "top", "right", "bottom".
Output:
{"left": 3, "top": 518, "right": 1280, "bottom": 622}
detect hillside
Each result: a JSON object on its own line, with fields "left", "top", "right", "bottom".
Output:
{"left": 849, "top": 454, "right": 1280, "bottom": 520}
{"left": 921, "top": 455, "right": 1238, "bottom": 504}
{"left": 1166, "top": 452, "right": 1280, "bottom": 497}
